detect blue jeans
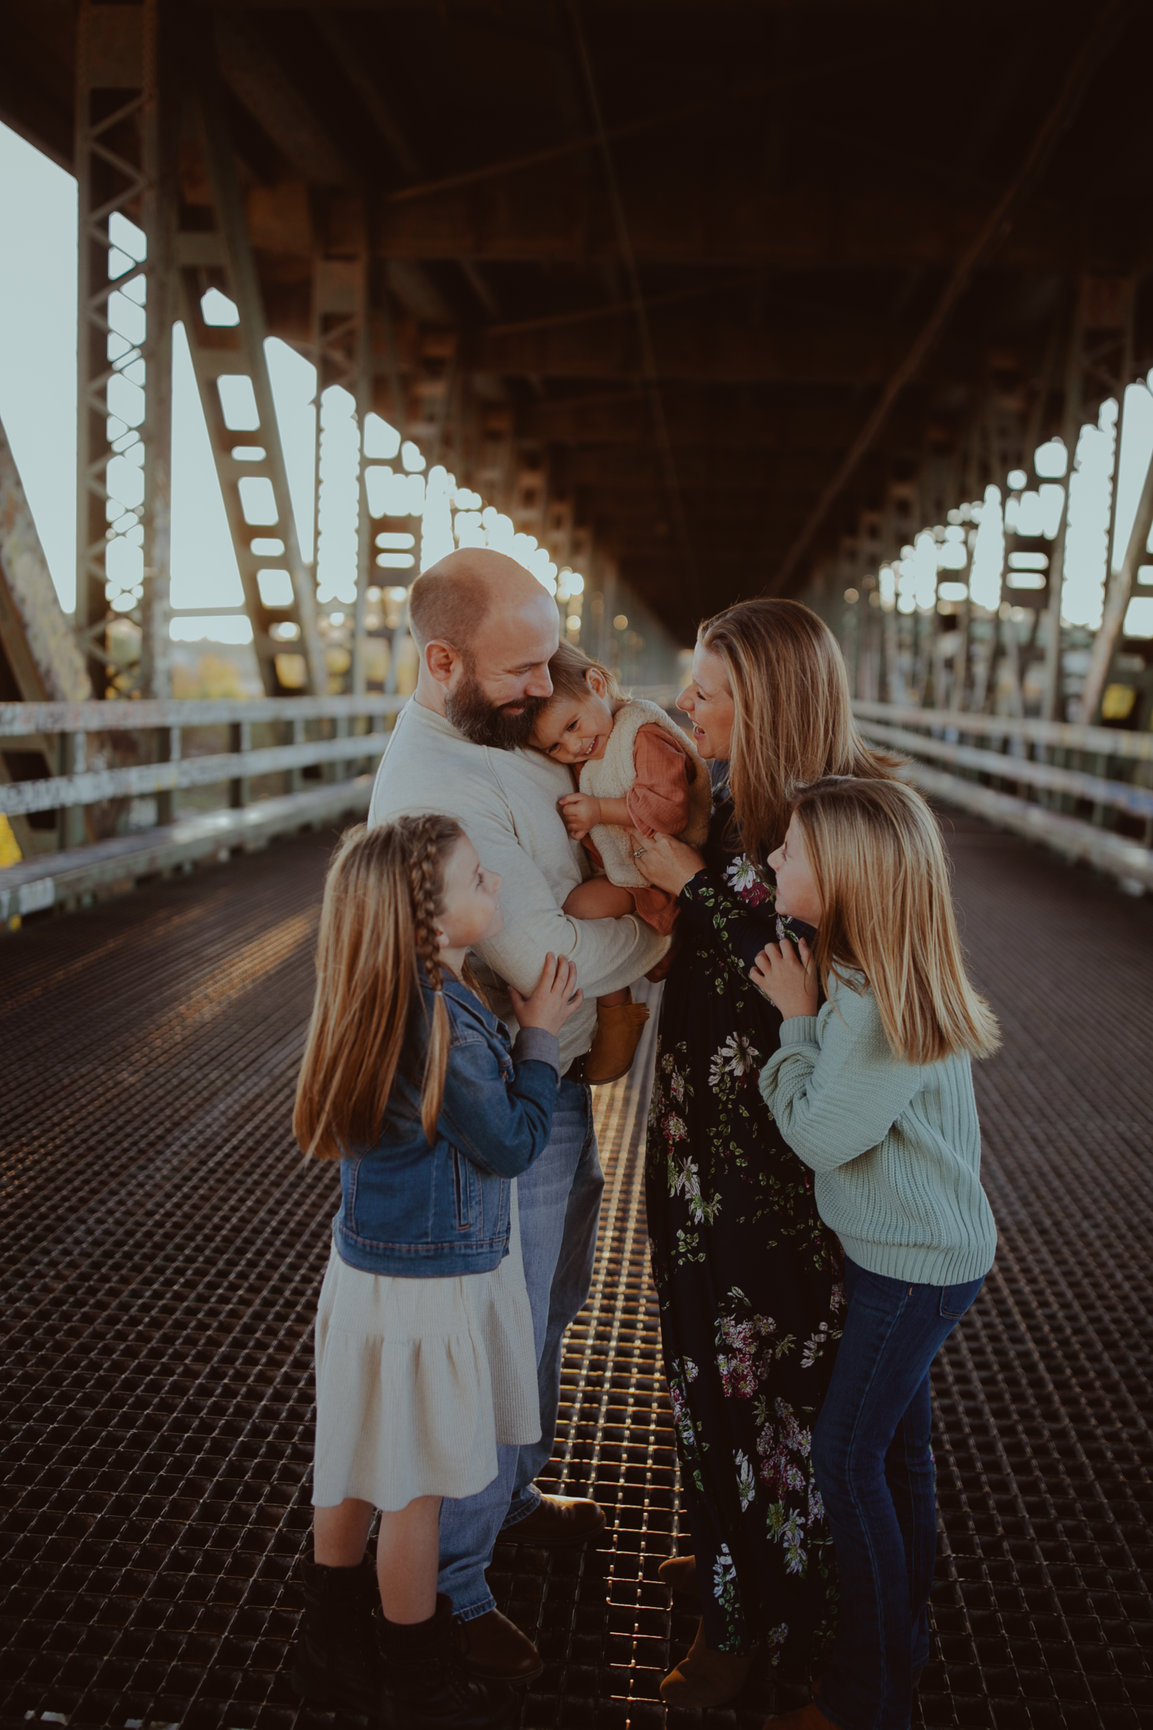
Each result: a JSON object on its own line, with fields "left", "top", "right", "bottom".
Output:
{"left": 437, "top": 1078, "right": 603, "bottom": 1620}
{"left": 812, "top": 1257, "right": 985, "bottom": 1730}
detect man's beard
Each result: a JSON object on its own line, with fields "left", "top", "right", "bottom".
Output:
{"left": 445, "top": 664, "right": 548, "bottom": 750}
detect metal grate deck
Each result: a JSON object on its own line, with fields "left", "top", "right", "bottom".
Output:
{"left": 1, "top": 815, "right": 1151, "bottom": 1729}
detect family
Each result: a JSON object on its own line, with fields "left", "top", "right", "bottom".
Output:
{"left": 289, "top": 547, "right": 1000, "bottom": 1730}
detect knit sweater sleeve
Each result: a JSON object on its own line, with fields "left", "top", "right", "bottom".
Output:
{"left": 759, "top": 983, "right": 923, "bottom": 1170}
{"left": 437, "top": 760, "right": 666, "bottom": 1001}
{"left": 626, "top": 726, "right": 692, "bottom": 837}
{"left": 472, "top": 822, "right": 666, "bottom": 999}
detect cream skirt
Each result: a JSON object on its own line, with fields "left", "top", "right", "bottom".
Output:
{"left": 312, "top": 1187, "right": 540, "bottom": 1512}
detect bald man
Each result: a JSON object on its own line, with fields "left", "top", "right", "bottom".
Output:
{"left": 366, "top": 550, "right": 666, "bottom": 1683}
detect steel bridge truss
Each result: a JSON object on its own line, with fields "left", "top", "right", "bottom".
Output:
{"left": 823, "top": 272, "right": 1153, "bottom": 733}
{"left": 64, "top": 11, "right": 1153, "bottom": 741}
{"left": 67, "top": 5, "right": 649, "bottom": 708}
{"left": 75, "top": 0, "right": 172, "bottom": 699}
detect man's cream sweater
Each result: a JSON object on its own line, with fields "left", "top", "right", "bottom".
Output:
{"left": 368, "top": 698, "right": 668, "bottom": 1070}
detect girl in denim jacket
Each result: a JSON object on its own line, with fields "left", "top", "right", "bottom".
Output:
{"left": 291, "top": 815, "right": 581, "bottom": 1730}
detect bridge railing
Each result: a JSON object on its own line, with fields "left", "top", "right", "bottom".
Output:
{"left": 854, "top": 701, "right": 1153, "bottom": 894}
{"left": 0, "top": 694, "right": 403, "bottom": 924}
{"left": 4, "top": 691, "right": 1152, "bottom": 928}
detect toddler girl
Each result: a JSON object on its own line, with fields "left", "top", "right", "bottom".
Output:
{"left": 292, "top": 814, "right": 581, "bottom": 1730}
{"left": 530, "top": 641, "right": 710, "bottom": 1081}
{"left": 750, "top": 777, "right": 999, "bottom": 1730}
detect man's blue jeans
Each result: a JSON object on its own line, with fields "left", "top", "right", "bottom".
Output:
{"left": 812, "top": 1257, "right": 985, "bottom": 1730}
{"left": 437, "top": 1077, "right": 603, "bottom": 1621}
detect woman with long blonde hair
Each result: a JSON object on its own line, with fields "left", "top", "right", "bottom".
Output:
{"left": 291, "top": 815, "right": 581, "bottom": 1730}
{"left": 754, "top": 778, "right": 998, "bottom": 1730}
{"left": 633, "top": 598, "right": 899, "bottom": 1708}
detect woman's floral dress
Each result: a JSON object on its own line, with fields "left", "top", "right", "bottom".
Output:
{"left": 646, "top": 792, "right": 845, "bottom": 1666}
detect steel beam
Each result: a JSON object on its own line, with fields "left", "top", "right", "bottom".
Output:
{"left": 1039, "top": 273, "right": 1135, "bottom": 720}
{"left": 467, "top": 313, "right": 931, "bottom": 388}
{"left": 1080, "top": 431, "right": 1153, "bottom": 722}
{"left": 520, "top": 389, "right": 927, "bottom": 453}
{"left": 368, "top": 173, "right": 1101, "bottom": 274}
{"left": 74, "top": 0, "right": 173, "bottom": 699}
{"left": 215, "top": 12, "right": 352, "bottom": 187}
{"left": 557, "top": 447, "right": 847, "bottom": 495}
{"left": 175, "top": 59, "right": 325, "bottom": 696}
{"left": 311, "top": 196, "right": 376, "bottom": 695}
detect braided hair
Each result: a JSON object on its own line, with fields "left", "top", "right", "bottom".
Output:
{"left": 293, "top": 815, "right": 463, "bottom": 1160}
{"left": 407, "top": 829, "right": 447, "bottom": 996}
{"left": 403, "top": 817, "right": 454, "bottom": 1140}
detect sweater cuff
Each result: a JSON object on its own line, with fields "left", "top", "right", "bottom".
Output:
{"left": 778, "top": 1015, "right": 819, "bottom": 1048}
{"left": 512, "top": 1026, "right": 561, "bottom": 1075}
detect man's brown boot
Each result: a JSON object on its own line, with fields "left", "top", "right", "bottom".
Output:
{"left": 456, "top": 1607, "right": 543, "bottom": 1684}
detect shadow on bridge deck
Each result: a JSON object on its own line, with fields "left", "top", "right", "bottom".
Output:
{"left": 2, "top": 812, "right": 1151, "bottom": 1730}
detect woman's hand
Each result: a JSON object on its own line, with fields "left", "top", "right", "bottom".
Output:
{"left": 629, "top": 830, "right": 705, "bottom": 895}
{"left": 509, "top": 953, "right": 584, "bottom": 1036}
{"left": 557, "top": 792, "right": 600, "bottom": 839}
{"left": 750, "top": 938, "right": 818, "bottom": 1019}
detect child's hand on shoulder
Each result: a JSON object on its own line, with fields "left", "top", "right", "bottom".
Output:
{"left": 557, "top": 792, "right": 599, "bottom": 838}
{"left": 750, "top": 938, "right": 818, "bottom": 1020}
{"left": 510, "top": 953, "right": 584, "bottom": 1037}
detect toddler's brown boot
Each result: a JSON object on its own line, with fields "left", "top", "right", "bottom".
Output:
{"left": 586, "top": 995, "right": 650, "bottom": 1083}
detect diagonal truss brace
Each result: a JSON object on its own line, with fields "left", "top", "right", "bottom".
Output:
{"left": 175, "top": 67, "right": 324, "bottom": 696}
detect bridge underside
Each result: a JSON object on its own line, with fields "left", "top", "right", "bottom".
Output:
{"left": 2, "top": 818, "right": 1151, "bottom": 1728}
{"left": 3, "top": 1, "right": 1153, "bottom": 662}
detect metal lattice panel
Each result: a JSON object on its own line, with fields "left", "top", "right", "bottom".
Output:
{"left": 1, "top": 816, "right": 1152, "bottom": 1729}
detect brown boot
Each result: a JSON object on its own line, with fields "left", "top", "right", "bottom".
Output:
{"left": 659, "top": 1619, "right": 755, "bottom": 1708}
{"left": 656, "top": 1553, "right": 698, "bottom": 1597}
{"left": 585, "top": 995, "right": 650, "bottom": 1083}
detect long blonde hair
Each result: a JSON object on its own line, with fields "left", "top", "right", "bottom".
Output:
{"left": 699, "top": 598, "right": 897, "bottom": 863}
{"left": 293, "top": 816, "right": 461, "bottom": 1160}
{"left": 792, "top": 777, "right": 1000, "bottom": 1064}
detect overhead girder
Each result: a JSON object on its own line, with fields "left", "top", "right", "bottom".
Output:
{"left": 251, "top": 274, "right": 1049, "bottom": 396}
{"left": 518, "top": 389, "right": 934, "bottom": 452}
{"left": 200, "top": 158, "right": 1133, "bottom": 280}
{"left": 603, "top": 509, "right": 885, "bottom": 568}
{"left": 368, "top": 172, "right": 1120, "bottom": 274}
{"left": 215, "top": 12, "right": 353, "bottom": 189}
{"left": 556, "top": 446, "right": 901, "bottom": 496}
{"left": 463, "top": 310, "right": 986, "bottom": 389}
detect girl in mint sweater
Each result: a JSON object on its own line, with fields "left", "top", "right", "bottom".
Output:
{"left": 751, "top": 777, "right": 999, "bottom": 1730}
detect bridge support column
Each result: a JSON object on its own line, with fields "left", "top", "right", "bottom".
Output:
{"left": 1034, "top": 275, "right": 1135, "bottom": 722}
{"left": 75, "top": 0, "right": 174, "bottom": 699}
